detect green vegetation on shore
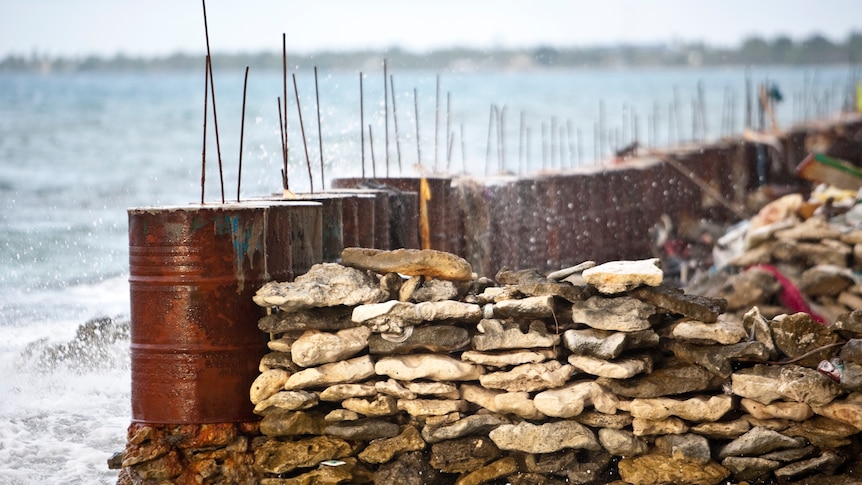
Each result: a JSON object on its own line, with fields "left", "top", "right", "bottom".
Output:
{"left": 3, "top": 32, "right": 861, "bottom": 73}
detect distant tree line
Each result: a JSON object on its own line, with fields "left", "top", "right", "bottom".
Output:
{"left": 2, "top": 32, "right": 860, "bottom": 73}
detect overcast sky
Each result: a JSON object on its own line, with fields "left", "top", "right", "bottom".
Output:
{"left": 1, "top": 0, "right": 860, "bottom": 58}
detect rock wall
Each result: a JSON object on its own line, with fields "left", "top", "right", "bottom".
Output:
{"left": 241, "top": 247, "right": 862, "bottom": 485}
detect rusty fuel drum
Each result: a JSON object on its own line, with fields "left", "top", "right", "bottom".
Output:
{"left": 128, "top": 202, "right": 292, "bottom": 424}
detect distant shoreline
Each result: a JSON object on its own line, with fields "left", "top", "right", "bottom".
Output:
{"left": 2, "top": 34, "right": 860, "bottom": 73}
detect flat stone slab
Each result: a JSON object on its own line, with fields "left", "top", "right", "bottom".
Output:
{"left": 567, "top": 353, "right": 652, "bottom": 379}
{"left": 460, "top": 384, "right": 545, "bottom": 420}
{"left": 479, "top": 361, "right": 574, "bottom": 393}
{"left": 369, "top": 325, "right": 470, "bottom": 355}
{"left": 630, "top": 284, "right": 727, "bottom": 323}
{"left": 718, "top": 426, "right": 806, "bottom": 458}
{"left": 341, "top": 247, "right": 474, "bottom": 281}
{"left": 731, "top": 364, "right": 843, "bottom": 406}
{"left": 571, "top": 296, "right": 656, "bottom": 332}
{"left": 284, "top": 355, "right": 376, "bottom": 390}
{"left": 669, "top": 315, "right": 747, "bottom": 345}
{"left": 290, "top": 326, "right": 372, "bottom": 367}
{"left": 472, "top": 319, "right": 559, "bottom": 351}
{"left": 581, "top": 258, "right": 663, "bottom": 294}
{"left": 630, "top": 395, "right": 734, "bottom": 422}
{"left": 496, "top": 267, "right": 592, "bottom": 302}
{"left": 461, "top": 349, "right": 556, "bottom": 368}
{"left": 489, "top": 420, "right": 601, "bottom": 454}
{"left": 254, "top": 263, "right": 387, "bottom": 311}
{"left": 563, "top": 328, "right": 659, "bottom": 360}
{"left": 533, "top": 380, "right": 620, "bottom": 417}
{"left": 375, "top": 354, "right": 484, "bottom": 381}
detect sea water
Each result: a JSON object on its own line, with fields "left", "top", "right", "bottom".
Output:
{"left": 0, "top": 63, "right": 854, "bottom": 483}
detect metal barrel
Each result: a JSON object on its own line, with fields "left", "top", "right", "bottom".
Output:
{"left": 289, "top": 194, "right": 344, "bottom": 263}
{"left": 325, "top": 189, "right": 377, "bottom": 249}
{"left": 273, "top": 201, "right": 323, "bottom": 277}
{"left": 332, "top": 177, "right": 455, "bottom": 253}
{"left": 128, "top": 203, "right": 273, "bottom": 424}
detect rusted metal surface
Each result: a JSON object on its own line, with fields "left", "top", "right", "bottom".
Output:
{"left": 273, "top": 201, "right": 323, "bottom": 276}
{"left": 326, "top": 189, "right": 377, "bottom": 249}
{"left": 128, "top": 203, "right": 272, "bottom": 424}
{"left": 332, "top": 177, "right": 455, "bottom": 253}
{"left": 297, "top": 194, "right": 345, "bottom": 262}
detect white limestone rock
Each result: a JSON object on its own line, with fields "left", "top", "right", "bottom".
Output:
{"left": 571, "top": 296, "right": 656, "bottom": 332}
{"left": 632, "top": 417, "right": 689, "bottom": 436}
{"left": 740, "top": 398, "right": 813, "bottom": 421}
{"left": 253, "top": 390, "right": 319, "bottom": 415}
{"left": 290, "top": 326, "right": 372, "bottom": 367}
{"left": 374, "top": 379, "right": 416, "bottom": 400}
{"left": 375, "top": 354, "right": 485, "bottom": 382}
{"left": 472, "top": 319, "right": 559, "bottom": 351}
{"left": 567, "top": 353, "right": 652, "bottom": 379}
{"left": 599, "top": 428, "right": 649, "bottom": 457}
{"left": 250, "top": 368, "right": 291, "bottom": 405}
{"left": 318, "top": 383, "right": 378, "bottom": 402}
{"left": 731, "top": 364, "right": 843, "bottom": 406}
{"left": 489, "top": 420, "right": 601, "bottom": 454}
{"left": 460, "top": 384, "right": 546, "bottom": 420}
{"left": 461, "top": 349, "right": 556, "bottom": 367}
{"left": 533, "top": 380, "right": 620, "bottom": 418}
{"left": 670, "top": 315, "right": 748, "bottom": 345}
{"left": 629, "top": 395, "right": 734, "bottom": 422}
{"left": 479, "top": 361, "right": 574, "bottom": 393}
{"left": 406, "top": 381, "right": 460, "bottom": 399}
{"left": 342, "top": 394, "right": 398, "bottom": 417}
{"left": 397, "top": 399, "right": 468, "bottom": 417}
{"left": 254, "top": 263, "right": 386, "bottom": 310}
{"left": 581, "top": 258, "right": 663, "bottom": 294}
{"left": 284, "top": 355, "right": 376, "bottom": 390}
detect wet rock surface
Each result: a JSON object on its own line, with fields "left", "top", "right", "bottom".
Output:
{"left": 119, "top": 238, "right": 862, "bottom": 483}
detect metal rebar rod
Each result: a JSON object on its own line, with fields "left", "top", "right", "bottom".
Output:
{"left": 368, "top": 123, "right": 377, "bottom": 178}
{"left": 566, "top": 119, "right": 575, "bottom": 168}
{"left": 314, "top": 66, "right": 325, "bottom": 190}
{"left": 237, "top": 66, "right": 249, "bottom": 202}
{"left": 277, "top": 97, "right": 288, "bottom": 190}
{"left": 201, "top": 0, "right": 224, "bottom": 202}
{"left": 282, "top": 34, "right": 288, "bottom": 181}
{"left": 292, "top": 73, "right": 314, "bottom": 193}
{"left": 201, "top": 55, "right": 209, "bottom": 205}
{"left": 390, "top": 75, "right": 403, "bottom": 174}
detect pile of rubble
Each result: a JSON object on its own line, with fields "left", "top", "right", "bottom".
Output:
{"left": 694, "top": 187, "right": 862, "bottom": 325}
{"left": 248, "top": 247, "right": 862, "bottom": 485}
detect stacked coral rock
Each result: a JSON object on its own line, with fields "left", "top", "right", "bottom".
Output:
{"left": 248, "top": 247, "right": 862, "bottom": 485}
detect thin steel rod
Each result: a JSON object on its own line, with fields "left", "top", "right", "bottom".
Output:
{"left": 446, "top": 130, "right": 455, "bottom": 170}
{"left": 292, "top": 73, "right": 314, "bottom": 193}
{"left": 314, "top": 66, "right": 325, "bottom": 190}
{"left": 368, "top": 123, "right": 377, "bottom": 178}
{"left": 360, "top": 72, "right": 365, "bottom": 179}
{"left": 201, "top": 55, "right": 209, "bottom": 205}
{"left": 201, "top": 0, "right": 224, "bottom": 202}
{"left": 389, "top": 74, "right": 403, "bottom": 174}
{"left": 277, "top": 97, "right": 288, "bottom": 191}
{"left": 282, "top": 34, "right": 288, "bottom": 184}
{"left": 237, "top": 66, "right": 249, "bottom": 202}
